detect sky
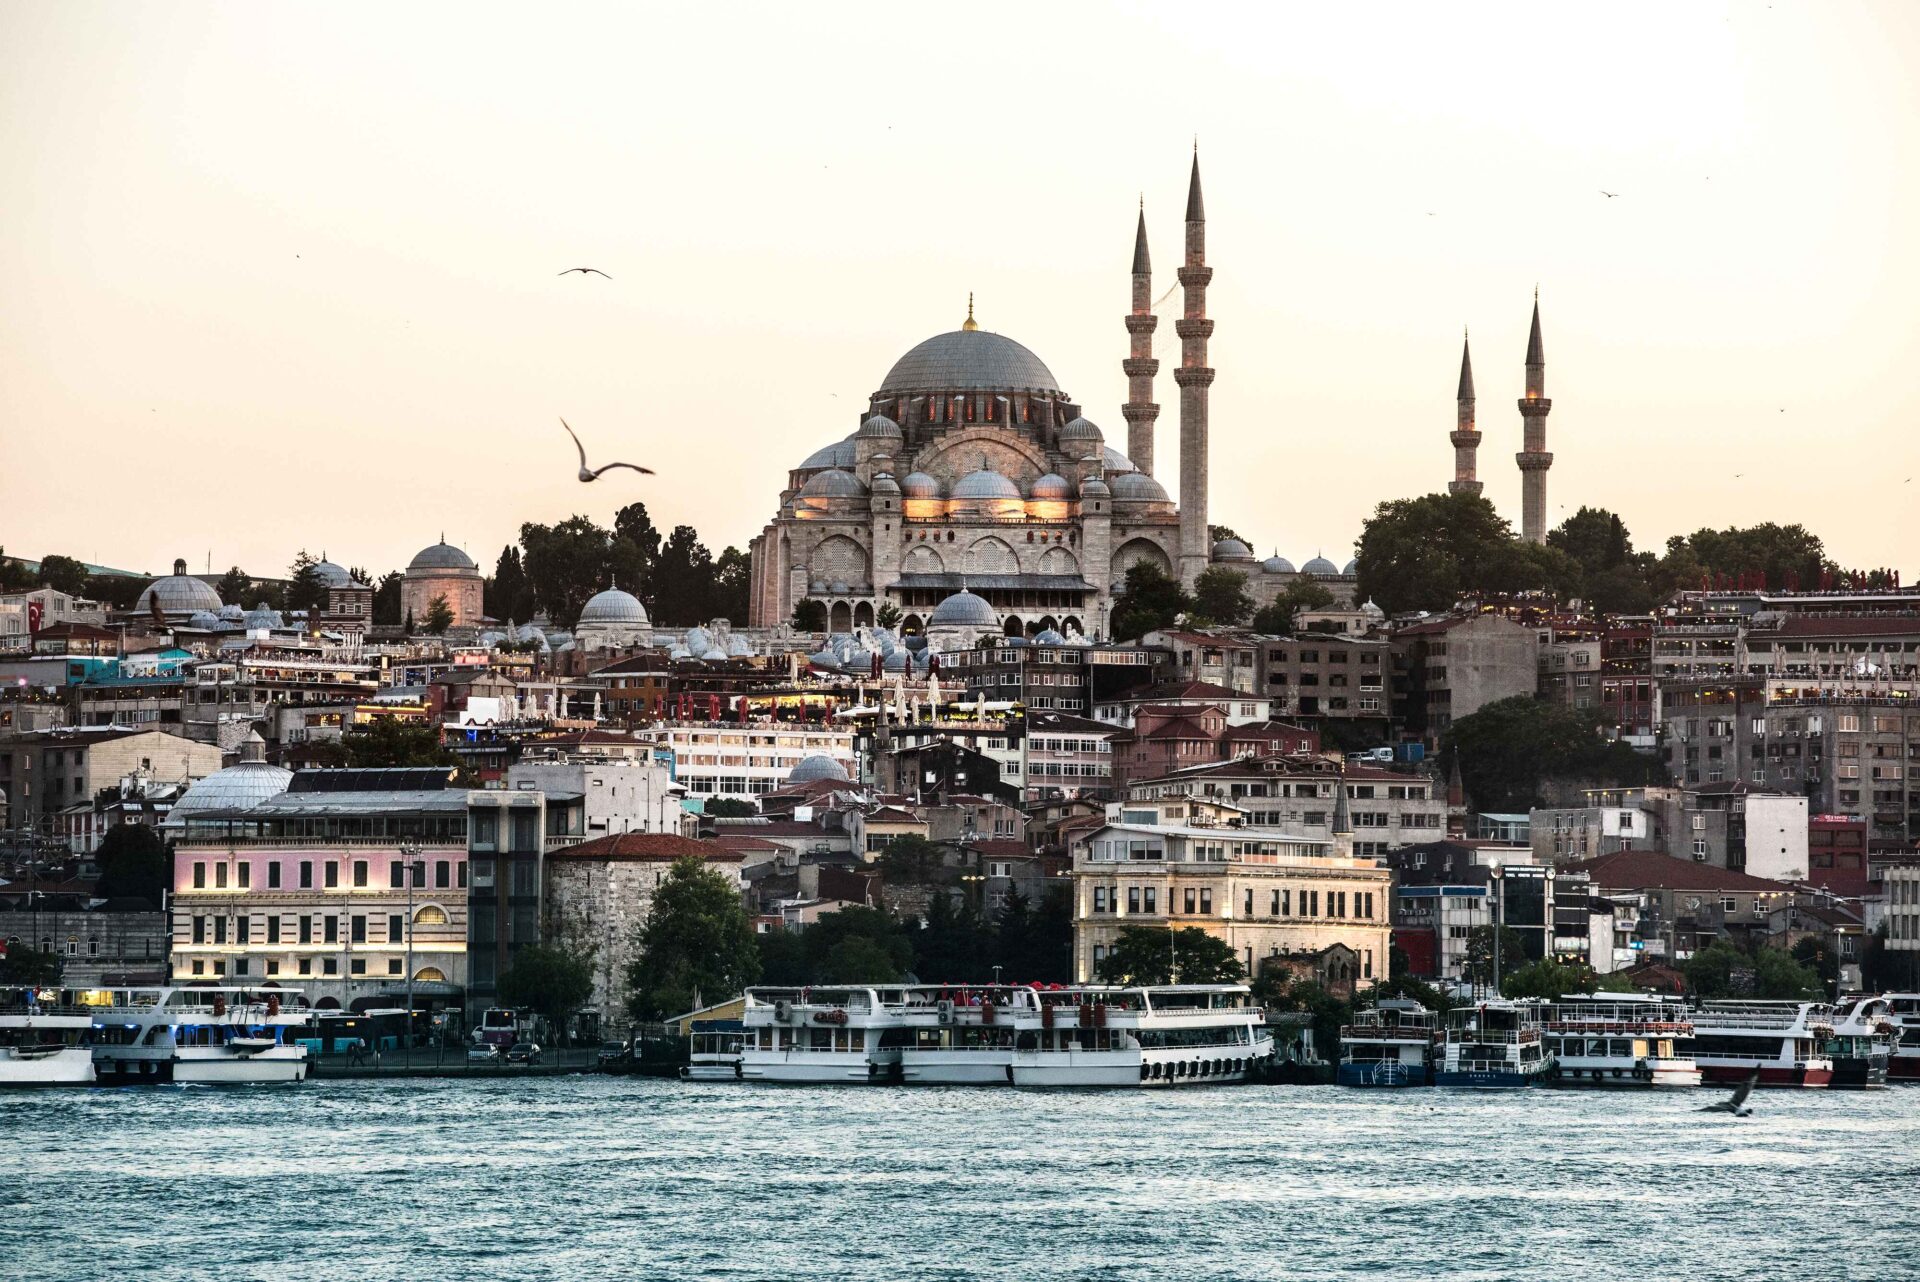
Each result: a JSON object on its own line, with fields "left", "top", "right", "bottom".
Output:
{"left": 2, "top": 1, "right": 1917, "bottom": 582}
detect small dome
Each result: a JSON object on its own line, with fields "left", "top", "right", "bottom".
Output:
{"left": 245, "top": 606, "right": 284, "bottom": 629}
{"left": 1032, "top": 627, "right": 1068, "bottom": 645}
{"left": 1263, "top": 554, "right": 1296, "bottom": 574}
{"left": 901, "top": 472, "right": 942, "bottom": 498}
{"left": 579, "top": 588, "right": 648, "bottom": 626}
{"left": 1079, "top": 474, "right": 1111, "bottom": 499}
{"left": 856, "top": 414, "right": 903, "bottom": 440}
{"left": 883, "top": 649, "right": 911, "bottom": 671}
{"left": 311, "top": 560, "right": 353, "bottom": 588}
{"left": 1029, "top": 473, "right": 1071, "bottom": 500}
{"left": 878, "top": 329, "right": 1061, "bottom": 395}
{"left": 929, "top": 589, "right": 998, "bottom": 628}
{"left": 1059, "top": 417, "right": 1103, "bottom": 442}
{"left": 1101, "top": 445, "right": 1137, "bottom": 474}
{"left": 1212, "top": 538, "right": 1255, "bottom": 561}
{"left": 135, "top": 560, "right": 223, "bottom": 616}
{"left": 217, "top": 603, "right": 245, "bottom": 621}
{"left": 187, "top": 610, "right": 222, "bottom": 630}
{"left": 787, "top": 754, "right": 851, "bottom": 784}
{"left": 408, "top": 542, "right": 478, "bottom": 574}
{"left": 701, "top": 647, "right": 728, "bottom": 661}
{"left": 1342, "top": 559, "right": 1358, "bottom": 575}
{"left": 1302, "top": 555, "right": 1340, "bottom": 576}
{"left": 798, "top": 438, "right": 858, "bottom": 470}
{"left": 870, "top": 473, "right": 900, "bottom": 495}
{"left": 1110, "top": 471, "right": 1171, "bottom": 503}
{"left": 950, "top": 469, "right": 1022, "bottom": 501}
{"left": 799, "top": 469, "right": 867, "bottom": 499}
{"left": 167, "top": 758, "right": 294, "bottom": 826}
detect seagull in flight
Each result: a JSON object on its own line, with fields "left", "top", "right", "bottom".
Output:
{"left": 558, "top": 267, "right": 612, "bottom": 278}
{"left": 1600, "top": 190, "right": 1620, "bottom": 198}
{"left": 560, "top": 418, "right": 653, "bottom": 482}
{"left": 1699, "top": 1071, "right": 1757, "bottom": 1116}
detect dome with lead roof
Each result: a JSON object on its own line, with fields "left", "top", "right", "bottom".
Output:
{"left": 407, "top": 542, "right": 478, "bottom": 574}
{"left": 1301, "top": 555, "right": 1340, "bottom": 576}
{"left": 799, "top": 469, "right": 867, "bottom": 499}
{"left": 1029, "top": 473, "right": 1071, "bottom": 501}
{"left": 787, "top": 754, "right": 851, "bottom": 784}
{"left": 856, "top": 414, "right": 902, "bottom": 440}
{"left": 579, "top": 587, "right": 648, "bottom": 626}
{"left": 798, "top": 438, "right": 858, "bottom": 470}
{"left": 1264, "top": 554, "right": 1296, "bottom": 574}
{"left": 878, "top": 329, "right": 1060, "bottom": 395}
{"left": 1110, "top": 471, "right": 1171, "bottom": 503}
{"left": 950, "top": 469, "right": 1022, "bottom": 501}
{"left": 901, "top": 472, "right": 942, "bottom": 499}
{"left": 929, "top": 589, "right": 999, "bottom": 629}
{"left": 1059, "top": 417, "right": 1103, "bottom": 444}
{"left": 1212, "top": 538, "right": 1256, "bottom": 562}
{"left": 135, "top": 559, "right": 223, "bottom": 616}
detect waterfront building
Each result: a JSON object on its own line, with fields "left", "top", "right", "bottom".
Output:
{"left": 1092, "top": 679, "right": 1272, "bottom": 729}
{"left": 1022, "top": 710, "right": 1122, "bottom": 802}
{"left": 0, "top": 726, "right": 223, "bottom": 829}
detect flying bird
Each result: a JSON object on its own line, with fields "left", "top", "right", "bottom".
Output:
{"left": 560, "top": 418, "right": 654, "bottom": 482}
{"left": 558, "top": 267, "right": 611, "bottom": 279}
{"left": 1699, "top": 1071, "right": 1757, "bottom": 1116}
{"left": 1600, "top": 190, "right": 1619, "bottom": 198}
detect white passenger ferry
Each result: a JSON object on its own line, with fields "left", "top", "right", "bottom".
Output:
{"left": 739, "top": 985, "right": 915, "bottom": 1083}
{"left": 899, "top": 986, "right": 1037, "bottom": 1085}
{"left": 1008, "top": 985, "right": 1271, "bottom": 1088}
{"left": 1689, "top": 1000, "right": 1835, "bottom": 1088}
{"left": 1540, "top": 993, "right": 1700, "bottom": 1088}
{"left": 1435, "top": 1001, "right": 1553, "bottom": 1088}
{"left": 91, "top": 987, "right": 313, "bottom": 1084}
{"left": 1886, "top": 992, "right": 1920, "bottom": 1084}
{"left": 0, "top": 988, "right": 96, "bottom": 1087}
{"left": 1337, "top": 1000, "right": 1439, "bottom": 1088}
{"left": 682, "top": 1018, "right": 745, "bottom": 1081}
{"left": 1827, "top": 996, "right": 1894, "bottom": 1089}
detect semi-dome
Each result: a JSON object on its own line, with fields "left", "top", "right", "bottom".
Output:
{"left": 787, "top": 754, "right": 851, "bottom": 784}
{"left": 950, "top": 469, "right": 1022, "bottom": 501}
{"left": 1101, "top": 445, "right": 1137, "bottom": 474}
{"left": 579, "top": 587, "right": 648, "bottom": 626}
{"left": 1059, "top": 417, "right": 1103, "bottom": 443}
{"left": 878, "top": 329, "right": 1060, "bottom": 395}
{"left": 408, "top": 541, "right": 478, "bottom": 574}
{"left": 1263, "top": 554, "right": 1296, "bottom": 574}
{"left": 799, "top": 469, "right": 867, "bottom": 499}
{"left": 1212, "top": 538, "right": 1256, "bottom": 561}
{"left": 1110, "top": 471, "right": 1172, "bottom": 503}
{"left": 1029, "top": 473, "right": 1071, "bottom": 500}
{"left": 798, "top": 438, "right": 857, "bottom": 470}
{"left": 856, "top": 414, "right": 902, "bottom": 440}
{"left": 135, "top": 560, "right": 223, "bottom": 616}
{"left": 1301, "top": 555, "right": 1340, "bottom": 576}
{"left": 929, "top": 589, "right": 999, "bottom": 628}
{"left": 901, "top": 472, "right": 942, "bottom": 498}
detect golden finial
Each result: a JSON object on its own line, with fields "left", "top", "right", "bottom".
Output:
{"left": 961, "top": 291, "right": 978, "bottom": 332}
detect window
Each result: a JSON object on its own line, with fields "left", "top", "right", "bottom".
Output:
{"left": 1183, "top": 888, "right": 1197, "bottom": 914}
{"left": 1244, "top": 888, "right": 1254, "bottom": 916}
{"left": 237, "top": 863, "right": 250, "bottom": 889}
{"left": 350, "top": 959, "right": 367, "bottom": 976}
{"left": 213, "top": 917, "right": 227, "bottom": 944}
{"left": 352, "top": 860, "right": 368, "bottom": 888}
{"left": 267, "top": 862, "right": 281, "bottom": 889}
{"left": 322, "top": 958, "right": 338, "bottom": 976}
{"left": 298, "top": 958, "right": 312, "bottom": 976}
{"left": 1143, "top": 887, "right": 1158, "bottom": 914}
{"left": 390, "top": 862, "right": 406, "bottom": 889}
{"left": 1720, "top": 897, "right": 1738, "bottom": 913}
{"left": 388, "top": 959, "right": 403, "bottom": 976}
{"left": 324, "top": 916, "right": 338, "bottom": 944}
{"left": 298, "top": 916, "right": 312, "bottom": 944}
{"left": 192, "top": 916, "right": 205, "bottom": 944}
{"left": 1199, "top": 888, "right": 1213, "bottom": 915}
{"left": 1270, "top": 890, "right": 1280, "bottom": 915}
{"left": 193, "top": 862, "right": 206, "bottom": 890}
{"left": 214, "top": 863, "right": 227, "bottom": 889}
{"left": 1093, "top": 886, "right": 1108, "bottom": 913}
{"left": 236, "top": 917, "right": 249, "bottom": 945}
{"left": 389, "top": 913, "right": 405, "bottom": 942}
{"left": 351, "top": 915, "right": 367, "bottom": 944}
{"left": 436, "top": 860, "right": 451, "bottom": 889}
{"left": 1127, "top": 887, "right": 1140, "bottom": 914}
{"left": 300, "top": 861, "right": 313, "bottom": 890}
{"left": 267, "top": 916, "right": 280, "bottom": 944}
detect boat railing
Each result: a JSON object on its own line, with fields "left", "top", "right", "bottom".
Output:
{"left": 1542, "top": 1019, "right": 1692, "bottom": 1035}
{"left": 1340, "top": 1024, "right": 1439, "bottom": 1041}
{"left": 1693, "top": 1010, "right": 1833, "bottom": 1033}
{"left": 0, "top": 1003, "right": 97, "bottom": 1018}
{"left": 1445, "top": 1027, "right": 1541, "bottom": 1045}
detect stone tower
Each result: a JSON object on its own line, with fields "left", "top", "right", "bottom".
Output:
{"left": 1516, "top": 294, "right": 1552, "bottom": 543}
{"left": 1121, "top": 203, "right": 1160, "bottom": 477}
{"left": 1175, "top": 151, "right": 1214, "bottom": 587}
{"left": 1449, "top": 330, "right": 1481, "bottom": 496}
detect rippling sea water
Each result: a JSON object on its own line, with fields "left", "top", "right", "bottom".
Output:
{"left": 2, "top": 1078, "right": 1915, "bottom": 1281}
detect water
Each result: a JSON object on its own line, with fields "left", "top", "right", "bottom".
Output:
{"left": 3, "top": 1078, "right": 1915, "bottom": 1281}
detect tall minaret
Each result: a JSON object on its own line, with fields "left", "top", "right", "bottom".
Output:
{"left": 1516, "top": 292, "right": 1553, "bottom": 543}
{"left": 1175, "top": 150, "right": 1214, "bottom": 587}
{"left": 1121, "top": 201, "right": 1160, "bottom": 476}
{"left": 1449, "top": 330, "right": 1481, "bottom": 496}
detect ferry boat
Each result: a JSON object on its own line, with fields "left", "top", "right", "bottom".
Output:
{"left": 1887, "top": 993, "right": 1920, "bottom": 1083}
{"left": 682, "top": 1018, "right": 745, "bottom": 1081}
{"left": 1826, "top": 996, "right": 1894, "bottom": 1089}
{"left": 1008, "top": 985, "right": 1271, "bottom": 1088}
{"left": 1540, "top": 993, "right": 1700, "bottom": 1088}
{"left": 1434, "top": 1001, "right": 1553, "bottom": 1088}
{"left": 0, "top": 987, "right": 96, "bottom": 1087}
{"left": 1689, "top": 1000, "right": 1835, "bottom": 1088}
{"left": 739, "top": 986, "right": 913, "bottom": 1084}
{"left": 1336, "top": 1000, "right": 1438, "bottom": 1087}
{"left": 90, "top": 987, "right": 313, "bottom": 1084}
{"left": 898, "top": 986, "right": 1036, "bottom": 1085}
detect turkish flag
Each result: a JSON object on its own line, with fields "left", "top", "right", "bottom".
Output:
{"left": 26, "top": 600, "right": 43, "bottom": 633}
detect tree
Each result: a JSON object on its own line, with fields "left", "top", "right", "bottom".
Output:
{"left": 424, "top": 594, "right": 454, "bottom": 635}
{"left": 1354, "top": 492, "right": 1578, "bottom": 615}
{"left": 652, "top": 525, "right": 716, "bottom": 625}
{"left": 1252, "top": 578, "right": 1336, "bottom": 635}
{"left": 711, "top": 546, "right": 752, "bottom": 623}
{"left": 1191, "top": 566, "right": 1254, "bottom": 626}
{"left": 702, "top": 798, "right": 757, "bottom": 818}
{"left": 1683, "top": 939, "right": 1822, "bottom": 1000}
{"left": 486, "top": 546, "right": 534, "bottom": 623}
{"left": 284, "top": 550, "right": 328, "bottom": 614}
{"left": 1790, "top": 935, "right": 1838, "bottom": 989}
{"left": 991, "top": 885, "right": 1073, "bottom": 983}
{"left": 1208, "top": 524, "right": 1247, "bottom": 546}
{"left": 875, "top": 834, "right": 945, "bottom": 884}
{"left": 520, "top": 515, "right": 613, "bottom": 623}
{"left": 372, "top": 572, "right": 403, "bottom": 625}
{"left": 1109, "top": 560, "right": 1190, "bottom": 642}
{"left": 403, "top": 607, "right": 416, "bottom": 636}
{"left": 1863, "top": 922, "right": 1920, "bottom": 992}
{"left": 1443, "top": 696, "right": 1666, "bottom": 812}
{"left": 1463, "top": 925, "right": 1531, "bottom": 989}
{"left": 1095, "top": 926, "right": 1243, "bottom": 985}
{"left": 627, "top": 855, "right": 760, "bottom": 1019}
{"left": 311, "top": 719, "right": 456, "bottom": 769}
{"left": 792, "top": 598, "right": 827, "bottom": 631}
{"left": 215, "top": 567, "right": 254, "bottom": 606}
{"left": 1548, "top": 507, "right": 1634, "bottom": 575}
{"left": 35, "top": 554, "right": 89, "bottom": 596}
{"left": 95, "top": 823, "right": 170, "bottom": 904}
{"left": 913, "top": 890, "right": 991, "bottom": 982}
{"left": 821, "top": 935, "right": 907, "bottom": 983}
{"left": 85, "top": 573, "right": 144, "bottom": 611}
{"left": 875, "top": 602, "right": 903, "bottom": 631}
{"left": 0, "top": 547, "right": 34, "bottom": 592}
{"left": 496, "top": 941, "right": 596, "bottom": 1041}
{"left": 1501, "top": 957, "right": 1598, "bottom": 1001}
{"left": 1663, "top": 523, "right": 1828, "bottom": 591}
{"left": 610, "top": 501, "right": 662, "bottom": 600}
{"left": 0, "top": 946, "right": 59, "bottom": 985}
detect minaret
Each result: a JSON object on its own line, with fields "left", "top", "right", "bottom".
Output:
{"left": 1516, "top": 292, "right": 1553, "bottom": 543}
{"left": 1448, "top": 330, "right": 1481, "bottom": 496}
{"left": 1121, "top": 201, "right": 1160, "bottom": 476}
{"left": 1175, "top": 150, "right": 1214, "bottom": 587}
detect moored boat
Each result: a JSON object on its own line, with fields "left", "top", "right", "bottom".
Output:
{"left": 1434, "top": 1001, "right": 1552, "bottom": 1088}
{"left": 681, "top": 1018, "right": 745, "bottom": 1081}
{"left": 1541, "top": 992, "right": 1700, "bottom": 1088}
{"left": 90, "top": 987, "right": 313, "bottom": 1084}
{"left": 0, "top": 987, "right": 96, "bottom": 1087}
{"left": 739, "top": 986, "right": 913, "bottom": 1084}
{"left": 1887, "top": 993, "right": 1920, "bottom": 1083}
{"left": 1337, "top": 1000, "right": 1438, "bottom": 1087}
{"left": 1689, "top": 1000, "right": 1835, "bottom": 1088}
{"left": 898, "top": 986, "right": 1033, "bottom": 1085}
{"left": 1008, "top": 985, "right": 1271, "bottom": 1088}
{"left": 1827, "top": 996, "right": 1893, "bottom": 1089}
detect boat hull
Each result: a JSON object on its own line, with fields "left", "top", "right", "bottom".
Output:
{"left": 901, "top": 1052, "right": 1012, "bottom": 1085}
{"left": 682, "top": 1060, "right": 742, "bottom": 1082}
{"left": 95, "top": 1050, "right": 308, "bottom": 1084}
{"left": 1829, "top": 1055, "right": 1889, "bottom": 1089}
{"left": 1890, "top": 1053, "right": 1920, "bottom": 1083}
{"left": 1550, "top": 1058, "right": 1702, "bottom": 1088}
{"left": 1698, "top": 1062, "right": 1832, "bottom": 1088}
{"left": 1012, "top": 1040, "right": 1269, "bottom": 1088}
{"left": 0, "top": 1047, "right": 97, "bottom": 1087}
{"left": 1336, "top": 1063, "right": 1431, "bottom": 1088}
{"left": 1433, "top": 1067, "right": 1550, "bottom": 1088}
{"left": 739, "top": 1053, "right": 899, "bottom": 1084}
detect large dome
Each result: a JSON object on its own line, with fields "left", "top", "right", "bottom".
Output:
{"left": 1110, "top": 471, "right": 1171, "bottom": 503}
{"left": 800, "top": 469, "right": 867, "bottom": 499}
{"left": 929, "top": 589, "right": 999, "bottom": 628}
{"left": 135, "top": 560, "right": 222, "bottom": 616}
{"left": 166, "top": 745, "right": 293, "bottom": 827}
{"left": 787, "top": 754, "right": 851, "bottom": 784}
{"left": 878, "top": 329, "right": 1060, "bottom": 395}
{"left": 798, "top": 438, "right": 857, "bottom": 470}
{"left": 1301, "top": 555, "right": 1340, "bottom": 576}
{"left": 579, "top": 587, "right": 648, "bottom": 625}
{"left": 408, "top": 542, "right": 478, "bottom": 574}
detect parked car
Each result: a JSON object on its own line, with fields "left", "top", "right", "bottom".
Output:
{"left": 595, "top": 1041, "right": 629, "bottom": 1068}
{"left": 506, "top": 1041, "right": 543, "bottom": 1065}
{"left": 467, "top": 1043, "right": 502, "bottom": 1065}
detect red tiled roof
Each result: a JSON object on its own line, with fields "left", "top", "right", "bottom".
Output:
{"left": 548, "top": 833, "right": 740, "bottom": 862}
{"left": 1562, "top": 849, "right": 1791, "bottom": 893}
{"left": 709, "top": 835, "right": 783, "bottom": 854}
{"left": 968, "top": 838, "right": 1031, "bottom": 858}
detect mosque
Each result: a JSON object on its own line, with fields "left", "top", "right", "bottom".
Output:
{"left": 745, "top": 155, "right": 1357, "bottom": 640}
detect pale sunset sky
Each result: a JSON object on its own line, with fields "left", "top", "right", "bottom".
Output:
{"left": 2, "top": 1, "right": 1916, "bottom": 581}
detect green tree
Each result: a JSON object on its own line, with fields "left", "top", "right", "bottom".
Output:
{"left": 95, "top": 823, "right": 170, "bottom": 904}
{"left": 1256, "top": 975, "right": 1353, "bottom": 1062}
{"left": 1095, "top": 926, "right": 1243, "bottom": 985}
{"left": 1683, "top": 939, "right": 1822, "bottom": 1000}
{"left": 284, "top": 550, "right": 328, "bottom": 614}
{"left": 1208, "top": 524, "right": 1247, "bottom": 546}
{"left": 496, "top": 941, "right": 597, "bottom": 1041}
{"left": 1463, "top": 924, "right": 1531, "bottom": 989}
{"left": 0, "top": 547, "right": 34, "bottom": 592}
{"left": 1443, "top": 696, "right": 1666, "bottom": 812}
{"left": 1548, "top": 506, "right": 1634, "bottom": 575}
{"left": 424, "top": 594, "right": 454, "bottom": 635}
{"left": 1663, "top": 523, "right": 1828, "bottom": 591}
{"left": 702, "top": 798, "right": 757, "bottom": 818}
{"left": 0, "top": 946, "right": 60, "bottom": 984}
{"left": 1110, "top": 560, "right": 1190, "bottom": 642}
{"left": 35, "top": 554, "right": 89, "bottom": 596}
{"left": 652, "top": 525, "right": 717, "bottom": 625}
{"left": 990, "top": 885, "right": 1074, "bottom": 984}
{"left": 792, "top": 598, "right": 827, "bottom": 631}
{"left": 521, "top": 515, "right": 614, "bottom": 623}
{"left": 875, "top": 602, "right": 903, "bottom": 631}
{"left": 1501, "top": 957, "right": 1598, "bottom": 1001}
{"left": 610, "top": 501, "right": 662, "bottom": 600}
{"left": 913, "top": 891, "right": 990, "bottom": 982}
{"left": 1252, "top": 578, "right": 1336, "bottom": 635}
{"left": 486, "top": 546, "right": 535, "bottom": 623}
{"left": 1190, "top": 566, "right": 1254, "bottom": 626}
{"left": 712, "top": 546, "right": 752, "bottom": 623}
{"left": 1862, "top": 922, "right": 1920, "bottom": 992}
{"left": 313, "top": 719, "right": 456, "bottom": 769}
{"left": 215, "top": 567, "right": 254, "bottom": 607}
{"left": 820, "top": 935, "right": 905, "bottom": 983}
{"left": 1354, "top": 492, "right": 1578, "bottom": 615}
{"left": 875, "top": 834, "right": 945, "bottom": 883}
{"left": 84, "top": 573, "right": 145, "bottom": 612}
{"left": 1790, "top": 935, "right": 1838, "bottom": 988}
{"left": 372, "top": 572, "right": 404, "bottom": 625}
{"left": 627, "top": 855, "right": 760, "bottom": 1019}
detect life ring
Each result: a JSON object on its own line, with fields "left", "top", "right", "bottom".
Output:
{"left": 813, "top": 1009, "right": 848, "bottom": 1026}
